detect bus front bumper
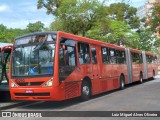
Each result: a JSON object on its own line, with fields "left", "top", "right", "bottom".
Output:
{"left": 10, "top": 87, "right": 64, "bottom": 101}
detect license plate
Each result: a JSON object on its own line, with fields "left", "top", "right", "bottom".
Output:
{"left": 25, "top": 90, "right": 33, "bottom": 93}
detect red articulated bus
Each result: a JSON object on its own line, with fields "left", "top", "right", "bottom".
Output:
{"left": 9, "top": 31, "right": 158, "bottom": 101}
{"left": 0, "top": 45, "right": 12, "bottom": 100}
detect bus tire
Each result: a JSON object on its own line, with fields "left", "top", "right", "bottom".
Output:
{"left": 120, "top": 75, "right": 125, "bottom": 90}
{"left": 81, "top": 81, "right": 91, "bottom": 101}
{"left": 139, "top": 73, "right": 143, "bottom": 84}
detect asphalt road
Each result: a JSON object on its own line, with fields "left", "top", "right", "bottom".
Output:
{"left": 1, "top": 75, "right": 160, "bottom": 120}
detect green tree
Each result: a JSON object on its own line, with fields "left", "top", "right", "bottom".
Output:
{"left": 0, "top": 24, "right": 7, "bottom": 32}
{"left": 5, "top": 28, "right": 28, "bottom": 43}
{"left": 37, "top": 0, "right": 63, "bottom": 15}
{"left": 0, "top": 24, "right": 7, "bottom": 42}
{"left": 27, "top": 21, "right": 45, "bottom": 33}
{"left": 38, "top": 1, "right": 140, "bottom": 36}
{"left": 150, "top": 3, "right": 160, "bottom": 32}
{"left": 137, "top": 28, "right": 160, "bottom": 52}
{"left": 86, "top": 20, "right": 140, "bottom": 48}
{"left": 38, "top": 0, "right": 107, "bottom": 36}
{"left": 38, "top": 0, "right": 157, "bottom": 51}
{"left": 0, "top": 24, "right": 28, "bottom": 43}
{"left": 107, "top": 2, "right": 140, "bottom": 29}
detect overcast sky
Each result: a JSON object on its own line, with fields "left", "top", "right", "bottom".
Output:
{"left": 0, "top": 0, "right": 146, "bottom": 29}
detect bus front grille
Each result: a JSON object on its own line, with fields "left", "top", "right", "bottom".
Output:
{"left": 16, "top": 82, "right": 44, "bottom": 86}
{"left": 15, "top": 93, "right": 50, "bottom": 96}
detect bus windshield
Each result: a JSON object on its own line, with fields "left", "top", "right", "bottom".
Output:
{"left": 12, "top": 33, "right": 56, "bottom": 77}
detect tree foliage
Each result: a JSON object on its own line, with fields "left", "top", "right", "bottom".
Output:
{"left": 37, "top": 0, "right": 159, "bottom": 51}
{"left": 86, "top": 20, "right": 140, "bottom": 48}
{"left": 27, "top": 21, "right": 45, "bottom": 33}
{"left": 49, "top": 0, "right": 106, "bottom": 36}
{"left": 0, "top": 24, "right": 28, "bottom": 43}
{"left": 137, "top": 28, "right": 160, "bottom": 51}
{"left": 150, "top": 3, "right": 160, "bottom": 31}
{"left": 0, "top": 21, "right": 45, "bottom": 43}
{"left": 107, "top": 2, "right": 140, "bottom": 29}
{"left": 37, "top": 0, "right": 62, "bottom": 15}
{"left": 0, "top": 0, "right": 158, "bottom": 53}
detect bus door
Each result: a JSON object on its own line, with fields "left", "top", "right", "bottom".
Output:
{"left": 90, "top": 45, "right": 100, "bottom": 94}
{"left": 0, "top": 47, "right": 11, "bottom": 87}
{"left": 0, "top": 46, "right": 12, "bottom": 101}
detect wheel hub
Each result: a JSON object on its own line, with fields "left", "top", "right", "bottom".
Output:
{"left": 83, "top": 86, "right": 89, "bottom": 96}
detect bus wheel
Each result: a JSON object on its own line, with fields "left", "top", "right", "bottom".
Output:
{"left": 120, "top": 75, "right": 125, "bottom": 90}
{"left": 139, "top": 73, "right": 143, "bottom": 84}
{"left": 81, "top": 81, "right": 91, "bottom": 101}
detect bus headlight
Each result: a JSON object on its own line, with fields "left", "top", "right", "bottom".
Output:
{"left": 11, "top": 81, "right": 18, "bottom": 88}
{"left": 44, "top": 78, "right": 53, "bottom": 87}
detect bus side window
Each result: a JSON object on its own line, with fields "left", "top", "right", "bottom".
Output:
{"left": 101, "top": 47, "right": 109, "bottom": 64}
{"left": 91, "top": 47, "right": 97, "bottom": 64}
{"left": 135, "top": 53, "right": 139, "bottom": 64}
{"left": 109, "top": 49, "right": 116, "bottom": 64}
{"left": 132, "top": 53, "right": 142, "bottom": 64}
{"left": 116, "top": 50, "right": 120, "bottom": 64}
{"left": 151, "top": 56, "right": 153, "bottom": 63}
{"left": 116, "top": 50, "right": 125, "bottom": 64}
{"left": 59, "top": 47, "right": 65, "bottom": 66}
{"left": 132, "top": 53, "right": 135, "bottom": 63}
{"left": 146, "top": 55, "right": 152, "bottom": 63}
{"left": 59, "top": 38, "right": 76, "bottom": 81}
{"left": 132, "top": 53, "right": 138, "bottom": 64}
{"left": 139, "top": 54, "right": 143, "bottom": 63}
{"left": 153, "top": 56, "right": 158, "bottom": 64}
{"left": 122, "top": 51, "right": 126, "bottom": 64}
{"left": 65, "top": 46, "right": 76, "bottom": 66}
{"left": 78, "top": 42, "right": 90, "bottom": 64}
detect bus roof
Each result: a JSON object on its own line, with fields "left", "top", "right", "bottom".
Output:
{"left": 58, "top": 31, "right": 126, "bottom": 51}
{"left": 145, "top": 51, "right": 157, "bottom": 56}
{"left": 13, "top": 31, "right": 156, "bottom": 54}
{"left": 1, "top": 45, "right": 13, "bottom": 51}
{"left": 15, "top": 31, "right": 58, "bottom": 40}
{"left": 15, "top": 31, "right": 126, "bottom": 51}
{"left": 129, "top": 48, "right": 142, "bottom": 53}
{"left": 0, "top": 43, "right": 12, "bottom": 48}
